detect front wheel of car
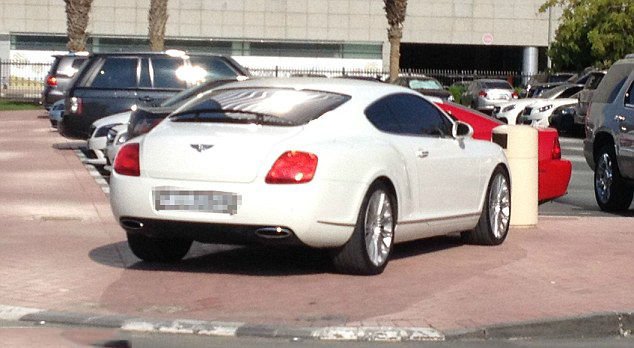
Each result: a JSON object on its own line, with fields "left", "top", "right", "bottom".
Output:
{"left": 462, "top": 167, "right": 511, "bottom": 245}
{"left": 126, "top": 232, "right": 193, "bottom": 262}
{"left": 594, "top": 145, "right": 634, "bottom": 211}
{"left": 331, "top": 182, "right": 396, "bottom": 275}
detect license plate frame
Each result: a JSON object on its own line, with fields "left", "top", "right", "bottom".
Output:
{"left": 153, "top": 188, "right": 241, "bottom": 215}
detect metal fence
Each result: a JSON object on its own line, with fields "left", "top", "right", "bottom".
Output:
{"left": 0, "top": 59, "right": 538, "bottom": 103}
{"left": 247, "top": 66, "right": 536, "bottom": 87}
{"left": 0, "top": 60, "right": 50, "bottom": 102}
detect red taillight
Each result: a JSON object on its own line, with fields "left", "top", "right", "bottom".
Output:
{"left": 478, "top": 90, "right": 487, "bottom": 98}
{"left": 552, "top": 137, "right": 562, "bottom": 160}
{"left": 114, "top": 143, "right": 140, "bottom": 176}
{"left": 265, "top": 151, "right": 318, "bottom": 184}
{"left": 512, "top": 91, "right": 519, "bottom": 99}
{"left": 46, "top": 75, "right": 57, "bottom": 87}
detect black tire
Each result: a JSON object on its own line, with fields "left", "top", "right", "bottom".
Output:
{"left": 126, "top": 232, "right": 192, "bottom": 262}
{"left": 593, "top": 144, "right": 634, "bottom": 211}
{"left": 462, "top": 166, "right": 511, "bottom": 245}
{"left": 331, "top": 182, "right": 396, "bottom": 275}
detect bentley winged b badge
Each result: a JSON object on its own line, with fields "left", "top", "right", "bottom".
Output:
{"left": 190, "top": 144, "right": 214, "bottom": 152}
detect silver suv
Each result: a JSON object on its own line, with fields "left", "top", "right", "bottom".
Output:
{"left": 583, "top": 55, "right": 634, "bottom": 211}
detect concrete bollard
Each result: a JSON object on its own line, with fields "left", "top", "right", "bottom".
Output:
{"left": 492, "top": 125, "right": 538, "bottom": 227}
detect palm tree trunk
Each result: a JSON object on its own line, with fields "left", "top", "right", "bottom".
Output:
{"left": 65, "top": 0, "right": 92, "bottom": 52}
{"left": 388, "top": 27, "right": 402, "bottom": 82}
{"left": 149, "top": 0, "right": 169, "bottom": 51}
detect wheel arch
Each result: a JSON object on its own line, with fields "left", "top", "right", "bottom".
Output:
{"left": 371, "top": 176, "right": 398, "bottom": 222}
{"left": 593, "top": 131, "right": 615, "bottom": 162}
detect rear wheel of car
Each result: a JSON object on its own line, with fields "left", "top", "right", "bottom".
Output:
{"left": 331, "top": 182, "right": 396, "bottom": 275}
{"left": 462, "top": 166, "right": 511, "bottom": 245}
{"left": 594, "top": 145, "right": 634, "bottom": 211}
{"left": 126, "top": 232, "right": 193, "bottom": 262}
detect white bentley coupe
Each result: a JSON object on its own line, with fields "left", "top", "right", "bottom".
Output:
{"left": 110, "top": 78, "right": 511, "bottom": 275}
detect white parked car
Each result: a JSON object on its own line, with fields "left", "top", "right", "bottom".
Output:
{"left": 109, "top": 78, "right": 511, "bottom": 275}
{"left": 518, "top": 98, "right": 578, "bottom": 128}
{"left": 492, "top": 84, "right": 583, "bottom": 125}
{"left": 86, "top": 111, "right": 131, "bottom": 165}
{"left": 105, "top": 124, "right": 129, "bottom": 167}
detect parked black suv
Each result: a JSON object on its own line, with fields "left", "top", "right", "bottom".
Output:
{"left": 59, "top": 51, "right": 248, "bottom": 139}
{"left": 583, "top": 55, "right": 634, "bottom": 211}
{"left": 41, "top": 52, "right": 88, "bottom": 110}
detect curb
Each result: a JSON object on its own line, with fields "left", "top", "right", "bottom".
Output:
{"left": 1, "top": 305, "right": 632, "bottom": 342}
{"left": 0, "top": 305, "right": 444, "bottom": 342}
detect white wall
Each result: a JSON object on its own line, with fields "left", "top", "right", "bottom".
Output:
{"left": 0, "top": 0, "right": 560, "bottom": 47}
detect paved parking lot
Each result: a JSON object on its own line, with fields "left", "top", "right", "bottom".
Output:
{"left": 1, "top": 110, "right": 633, "bottom": 337}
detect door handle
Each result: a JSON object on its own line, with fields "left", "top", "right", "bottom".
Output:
{"left": 416, "top": 150, "right": 429, "bottom": 158}
{"left": 138, "top": 96, "right": 154, "bottom": 102}
{"left": 615, "top": 114, "right": 626, "bottom": 122}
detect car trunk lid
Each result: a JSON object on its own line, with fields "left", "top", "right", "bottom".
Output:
{"left": 141, "top": 122, "right": 303, "bottom": 183}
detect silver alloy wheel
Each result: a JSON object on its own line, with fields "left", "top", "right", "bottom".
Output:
{"left": 364, "top": 190, "right": 394, "bottom": 267}
{"left": 488, "top": 173, "right": 511, "bottom": 239}
{"left": 595, "top": 153, "right": 612, "bottom": 204}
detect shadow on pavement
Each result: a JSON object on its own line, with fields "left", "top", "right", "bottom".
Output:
{"left": 52, "top": 142, "right": 86, "bottom": 150}
{"left": 89, "top": 236, "right": 463, "bottom": 276}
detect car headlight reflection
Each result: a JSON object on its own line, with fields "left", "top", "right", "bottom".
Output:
{"left": 117, "top": 132, "right": 129, "bottom": 145}
{"left": 502, "top": 105, "right": 516, "bottom": 112}
{"left": 538, "top": 104, "right": 553, "bottom": 112}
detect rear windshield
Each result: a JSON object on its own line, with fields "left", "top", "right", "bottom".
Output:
{"left": 408, "top": 79, "right": 443, "bottom": 90}
{"left": 170, "top": 88, "right": 350, "bottom": 126}
{"left": 482, "top": 81, "right": 512, "bottom": 89}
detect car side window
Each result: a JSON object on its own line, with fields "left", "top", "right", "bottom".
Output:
{"left": 139, "top": 58, "right": 151, "bottom": 88}
{"left": 626, "top": 80, "right": 634, "bottom": 107}
{"left": 90, "top": 57, "right": 138, "bottom": 89}
{"left": 190, "top": 57, "right": 240, "bottom": 80}
{"left": 365, "top": 98, "right": 403, "bottom": 133}
{"left": 151, "top": 57, "right": 187, "bottom": 89}
{"left": 365, "top": 94, "right": 452, "bottom": 137}
{"left": 387, "top": 94, "right": 451, "bottom": 136}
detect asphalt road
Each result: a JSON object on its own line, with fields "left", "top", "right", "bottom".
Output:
{"left": 538, "top": 133, "right": 634, "bottom": 217}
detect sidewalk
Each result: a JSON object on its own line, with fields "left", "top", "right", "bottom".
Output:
{"left": 0, "top": 110, "right": 632, "bottom": 341}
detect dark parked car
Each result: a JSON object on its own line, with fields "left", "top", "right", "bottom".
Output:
{"left": 393, "top": 75, "right": 452, "bottom": 100}
{"left": 59, "top": 51, "right": 248, "bottom": 139}
{"left": 523, "top": 72, "right": 575, "bottom": 98}
{"left": 574, "top": 70, "right": 607, "bottom": 126}
{"left": 127, "top": 77, "right": 245, "bottom": 139}
{"left": 583, "top": 54, "right": 634, "bottom": 211}
{"left": 41, "top": 52, "right": 88, "bottom": 110}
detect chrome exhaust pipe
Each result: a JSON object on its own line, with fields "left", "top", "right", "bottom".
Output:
{"left": 120, "top": 219, "right": 144, "bottom": 230}
{"left": 255, "top": 227, "right": 292, "bottom": 239}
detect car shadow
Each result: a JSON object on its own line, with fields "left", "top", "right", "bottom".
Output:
{"left": 52, "top": 142, "right": 86, "bottom": 150}
{"left": 89, "top": 236, "right": 464, "bottom": 276}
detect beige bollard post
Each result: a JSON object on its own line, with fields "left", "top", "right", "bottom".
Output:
{"left": 491, "top": 125, "right": 538, "bottom": 227}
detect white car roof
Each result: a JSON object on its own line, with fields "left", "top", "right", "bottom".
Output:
{"left": 91, "top": 111, "right": 132, "bottom": 129}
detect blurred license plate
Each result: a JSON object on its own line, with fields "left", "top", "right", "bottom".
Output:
{"left": 153, "top": 188, "right": 240, "bottom": 214}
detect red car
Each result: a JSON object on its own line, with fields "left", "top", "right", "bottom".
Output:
{"left": 436, "top": 101, "right": 572, "bottom": 203}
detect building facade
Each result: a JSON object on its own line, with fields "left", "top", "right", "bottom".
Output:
{"left": 0, "top": 0, "right": 560, "bottom": 74}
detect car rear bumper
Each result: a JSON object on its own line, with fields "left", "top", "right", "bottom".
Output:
{"left": 59, "top": 113, "right": 97, "bottom": 140}
{"left": 538, "top": 158, "right": 572, "bottom": 203}
{"left": 109, "top": 174, "right": 363, "bottom": 248}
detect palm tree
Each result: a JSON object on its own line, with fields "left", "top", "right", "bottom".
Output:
{"left": 64, "top": 0, "right": 93, "bottom": 52}
{"left": 149, "top": 0, "right": 169, "bottom": 51}
{"left": 384, "top": 0, "right": 408, "bottom": 82}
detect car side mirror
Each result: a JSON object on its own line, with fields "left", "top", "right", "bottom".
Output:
{"left": 453, "top": 121, "right": 473, "bottom": 139}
